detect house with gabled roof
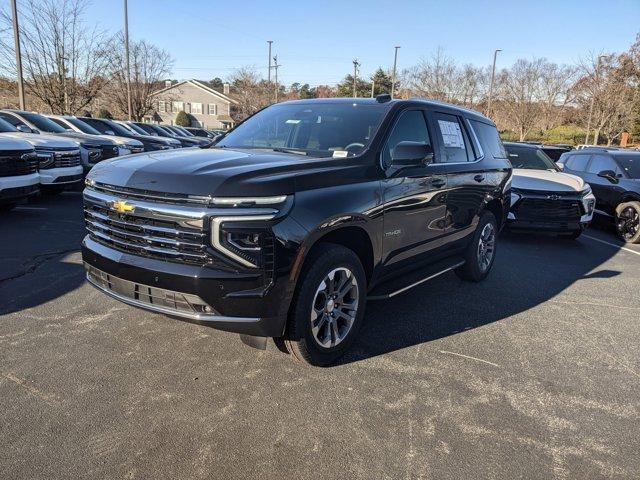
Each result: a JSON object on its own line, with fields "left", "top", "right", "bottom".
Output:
{"left": 148, "top": 79, "right": 238, "bottom": 130}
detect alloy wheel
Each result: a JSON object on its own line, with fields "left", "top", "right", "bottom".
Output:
{"left": 310, "top": 267, "right": 359, "bottom": 349}
{"left": 617, "top": 207, "right": 640, "bottom": 241}
{"left": 477, "top": 223, "right": 496, "bottom": 273}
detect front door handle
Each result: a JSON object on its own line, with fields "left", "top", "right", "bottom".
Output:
{"left": 431, "top": 178, "right": 446, "bottom": 188}
{"left": 474, "top": 174, "right": 485, "bottom": 183}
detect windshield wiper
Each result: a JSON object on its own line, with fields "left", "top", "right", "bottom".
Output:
{"left": 269, "top": 147, "right": 308, "bottom": 156}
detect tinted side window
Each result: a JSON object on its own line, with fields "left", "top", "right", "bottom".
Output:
{"left": 469, "top": 119, "right": 507, "bottom": 159}
{"left": 434, "top": 112, "right": 473, "bottom": 163}
{"left": 49, "top": 117, "right": 68, "bottom": 129}
{"left": 564, "top": 154, "right": 590, "bottom": 172}
{"left": 0, "top": 112, "right": 23, "bottom": 127}
{"left": 382, "top": 110, "right": 430, "bottom": 167}
{"left": 587, "top": 154, "right": 619, "bottom": 175}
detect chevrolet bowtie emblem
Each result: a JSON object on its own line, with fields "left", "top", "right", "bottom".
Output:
{"left": 111, "top": 200, "right": 135, "bottom": 214}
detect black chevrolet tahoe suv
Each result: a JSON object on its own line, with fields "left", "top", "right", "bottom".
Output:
{"left": 82, "top": 97, "right": 511, "bottom": 365}
{"left": 558, "top": 147, "right": 640, "bottom": 243}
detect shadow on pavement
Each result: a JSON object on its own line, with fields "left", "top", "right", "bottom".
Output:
{"left": 336, "top": 231, "right": 621, "bottom": 366}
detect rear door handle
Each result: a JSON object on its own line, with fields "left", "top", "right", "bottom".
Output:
{"left": 431, "top": 178, "right": 446, "bottom": 188}
{"left": 474, "top": 174, "right": 485, "bottom": 183}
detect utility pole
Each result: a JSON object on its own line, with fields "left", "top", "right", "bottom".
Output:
{"left": 391, "top": 46, "right": 400, "bottom": 98}
{"left": 10, "top": 0, "right": 25, "bottom": 110}
{"left": 273, "top": 55, "right": 280, "bottom": 103}
{"left": 267, "top": 41, "right": 273, "bottom": 84}
{"left": 352, "top": 59, "right": 360, "bottom": 98}
{"left": 124, "top": 0, "right": 133, "bottom": 120}
{"left": 585, "top": 55, "right": 606, "bottom": 145}
{"left": 486, "top": 49, "right": 501, "bottom": 117}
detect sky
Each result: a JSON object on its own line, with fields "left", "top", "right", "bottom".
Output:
{"left": 89, "top": 0, "right": 640, "bottom": 86}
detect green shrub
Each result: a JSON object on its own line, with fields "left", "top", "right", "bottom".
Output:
{"left": 175, "top": 110, "right": 190, "bottom": 127}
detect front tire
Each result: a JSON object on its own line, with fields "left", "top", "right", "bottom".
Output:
{"left": 284, "top": 244, "right": 366, "bottom": 366}
{"left": 560, "top": 229, "right": 582, "bottom": 240}
{"left": 615, "top": 201, "right": 640, "bottom": 244}
{"left": 455, "top": 211, "right": 497, "bottom": 282}
{"left": 40, "top": 185, "right": 65, "bottom": 195}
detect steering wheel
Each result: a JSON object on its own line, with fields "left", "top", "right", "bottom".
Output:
{"left": 344, "top": 142, "right": 365, "bottom": 151}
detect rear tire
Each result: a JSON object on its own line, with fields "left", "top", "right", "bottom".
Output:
{"left": 615, "top": 201, "right": 640, "bottom": 244}
{"left": 455, "top": 211, "right": 497, "bottom": 282}
{"left": 0, "top": 203, "right": 16, "bottom": 212}
{"left": 284, "top": 244, "right": 366, "bottom": 366}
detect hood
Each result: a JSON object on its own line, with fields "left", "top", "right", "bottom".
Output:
{"left": 130, "top": 133, "right": 178, "bottom": 146}
{"left": 87, "top": 147, "right": 370, "bottom": 197}
{"left": 0, "top": 135, "right": 35, "bottom": 151}
{"left": 56, "top": 131, "right": 117, "bottom": 146}
{"left": 0, "top": 132, "right": 79, "bottom": 149}
{"left": 512, "top": 169, "right": 586, "bottom": 192}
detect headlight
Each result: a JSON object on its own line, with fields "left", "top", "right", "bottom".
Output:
{"left": 211, "top": 215, "right": 275, "bottom": 268}
{"left": 118, "top": 146, "right": 132, "bottom": 156}
{"left": 35, "top": 151, "right": 54, "bottom": 168}
{"left": 581, "top": 185, "right": 596, "bottom": 214}
{"left": 85, "top": 177, "right": 95, "bottom": 187}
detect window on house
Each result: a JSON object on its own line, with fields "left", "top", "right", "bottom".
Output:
{"left": 191, "top": 102, "right": 203, "bottom": 114}
{"left": 208, "top": 103, "right": 218, "bottom": 116}
{"left": 158, "top": 101, "right": 166, "bottom": 113}
{"left": 172, "top": 101, "right": 184, "bottom": 113}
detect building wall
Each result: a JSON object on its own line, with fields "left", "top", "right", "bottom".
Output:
{"left": 153, "top": 83, "right": 232, "bottom": 129}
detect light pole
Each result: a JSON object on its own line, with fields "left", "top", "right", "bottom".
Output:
{"left": 391, "top": 46, "right": 400, "bottom": 98}
{"left": 273, "top": 55, "right": 280, "bottom": 102}
{"left": 486, "top": 49, "right": 501, "bottom": 117}
{"left": 585, "top": 55, "right": 607, "bottom": 145}
{"left": 352, "top": 59, "right": 360, "bottom": 98}
{"left": 10, "top": 0, "right": 25, "bottom": 109}
{"left": 124, "top": 0, "right": 133, "bottom": 120}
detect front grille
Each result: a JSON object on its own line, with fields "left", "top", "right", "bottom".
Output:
{"left": 84, "top": 201, "right": 209, "bottom": 265}
{"left": 515, "top": 198, "right": 582, "bottom": 221}
{"left": 37, "top": 148, "right": 81, "bottom": 169}
{"left": 86, "top": 263, "right": 215, "bottom": 315}
{"left": 101, "top": 145, "right": 119, "bottom": 160}
{"left": 0, "top": 150, "right": 38, "bottom": 177}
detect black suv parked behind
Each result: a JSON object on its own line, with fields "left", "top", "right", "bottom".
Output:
{"left": 559, "top": 147, "right": 640, "bottom": 243}
{"left": 82, "top": 97, "right": 511, "bottom": 365}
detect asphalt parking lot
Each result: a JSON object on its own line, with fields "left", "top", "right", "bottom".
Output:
{"left": 1, "top": 192, "right": 639, "bottom": 479}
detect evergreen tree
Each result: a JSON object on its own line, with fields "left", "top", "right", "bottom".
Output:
{"left": 175, "top": 110, "right": 190, "bottom": 127}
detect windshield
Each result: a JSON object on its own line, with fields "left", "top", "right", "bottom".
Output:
{"left": 21, "top": 112, "right": 67, "bottom": 133}
{"left": 82, "top": 118, "right": 130, "bottom": 136}
{"left": 506, "top": 146, "right": 558, "bottom": 170}
{"left": 67, "top": 117, "right": 101, "bottom": 135}
{"left": 217, "top": 102, "right": 388, "bottom": 157}
{"left": 614, "top": 154, "right": 640, "bottom": 179}
{"left": 0, "top": 117, "right": 18, "bottom": 133}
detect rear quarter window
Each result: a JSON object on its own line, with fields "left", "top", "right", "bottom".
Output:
{"left": 469, "top": 120, "right": 507, "bottom": 159}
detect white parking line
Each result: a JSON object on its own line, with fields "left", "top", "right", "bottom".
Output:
{"left": 583, "top": 234, "right": 640, "bottom": 257}
{"left": 438, "top": 350, "right": 500, "bottom": 367}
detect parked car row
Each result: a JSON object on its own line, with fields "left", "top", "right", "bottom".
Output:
{"left": 0, "top": 109, "right": 220, "bottom": 210}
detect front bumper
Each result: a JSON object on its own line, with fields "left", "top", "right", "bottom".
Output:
{"left": 0, "top": 173, "right": 40, "bottom": 204}
{"left": 508, "top": 189, "right": 595, "bottom": 233}
{"left": 81, "top": 235, "right": 291, "bottom": 337}
{"left": 39, "top": 166, "right": 84, "bottom": 184}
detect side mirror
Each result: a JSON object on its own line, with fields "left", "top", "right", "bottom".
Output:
{"left": 105, "top": 130, "right": 115, "bottom": 135}
{"left": 598, "top": 170, "right": 618, "bottom": 183}
{"left": 16, "top": 124, "right": 33, "bottom": 133}
{"left": 556, "top": 162, "right": 565, "bottom": 171}
{"left": 212, "top": 133, "right": 225, "bottom": 144}
{"left": 391, "top": 141, "right": 434, "bottom": 167}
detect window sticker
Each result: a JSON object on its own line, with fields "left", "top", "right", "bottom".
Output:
{"left": 332, "top": 150, "right": 348, "bottom": 158}
{"left": 438, "top": 120, "right": 465, "bottom": 149}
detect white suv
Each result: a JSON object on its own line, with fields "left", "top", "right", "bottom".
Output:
{"left": 0, "top": 136, "right": 39, "bottom": 211}
{"left": 0, "top": 117, "right": 82, "bottom": 194}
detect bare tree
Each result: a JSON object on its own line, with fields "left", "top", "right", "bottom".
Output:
{"left": 494, "top": 58, "right": 546, "bottom": 141}
{"left": 0, "top": 0, "right": 110, "bottom": 114}
{"left": 104, "top": 34, "right": 173, "bottom": 120}
{"left": 227, "top": 66, "right": 270, "bottom": 121}
{"left": 402, "top": 47, "right": 458, "bottom": 102}
{"left": 538, "top": 63, "right": 577, "bottom": 130}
